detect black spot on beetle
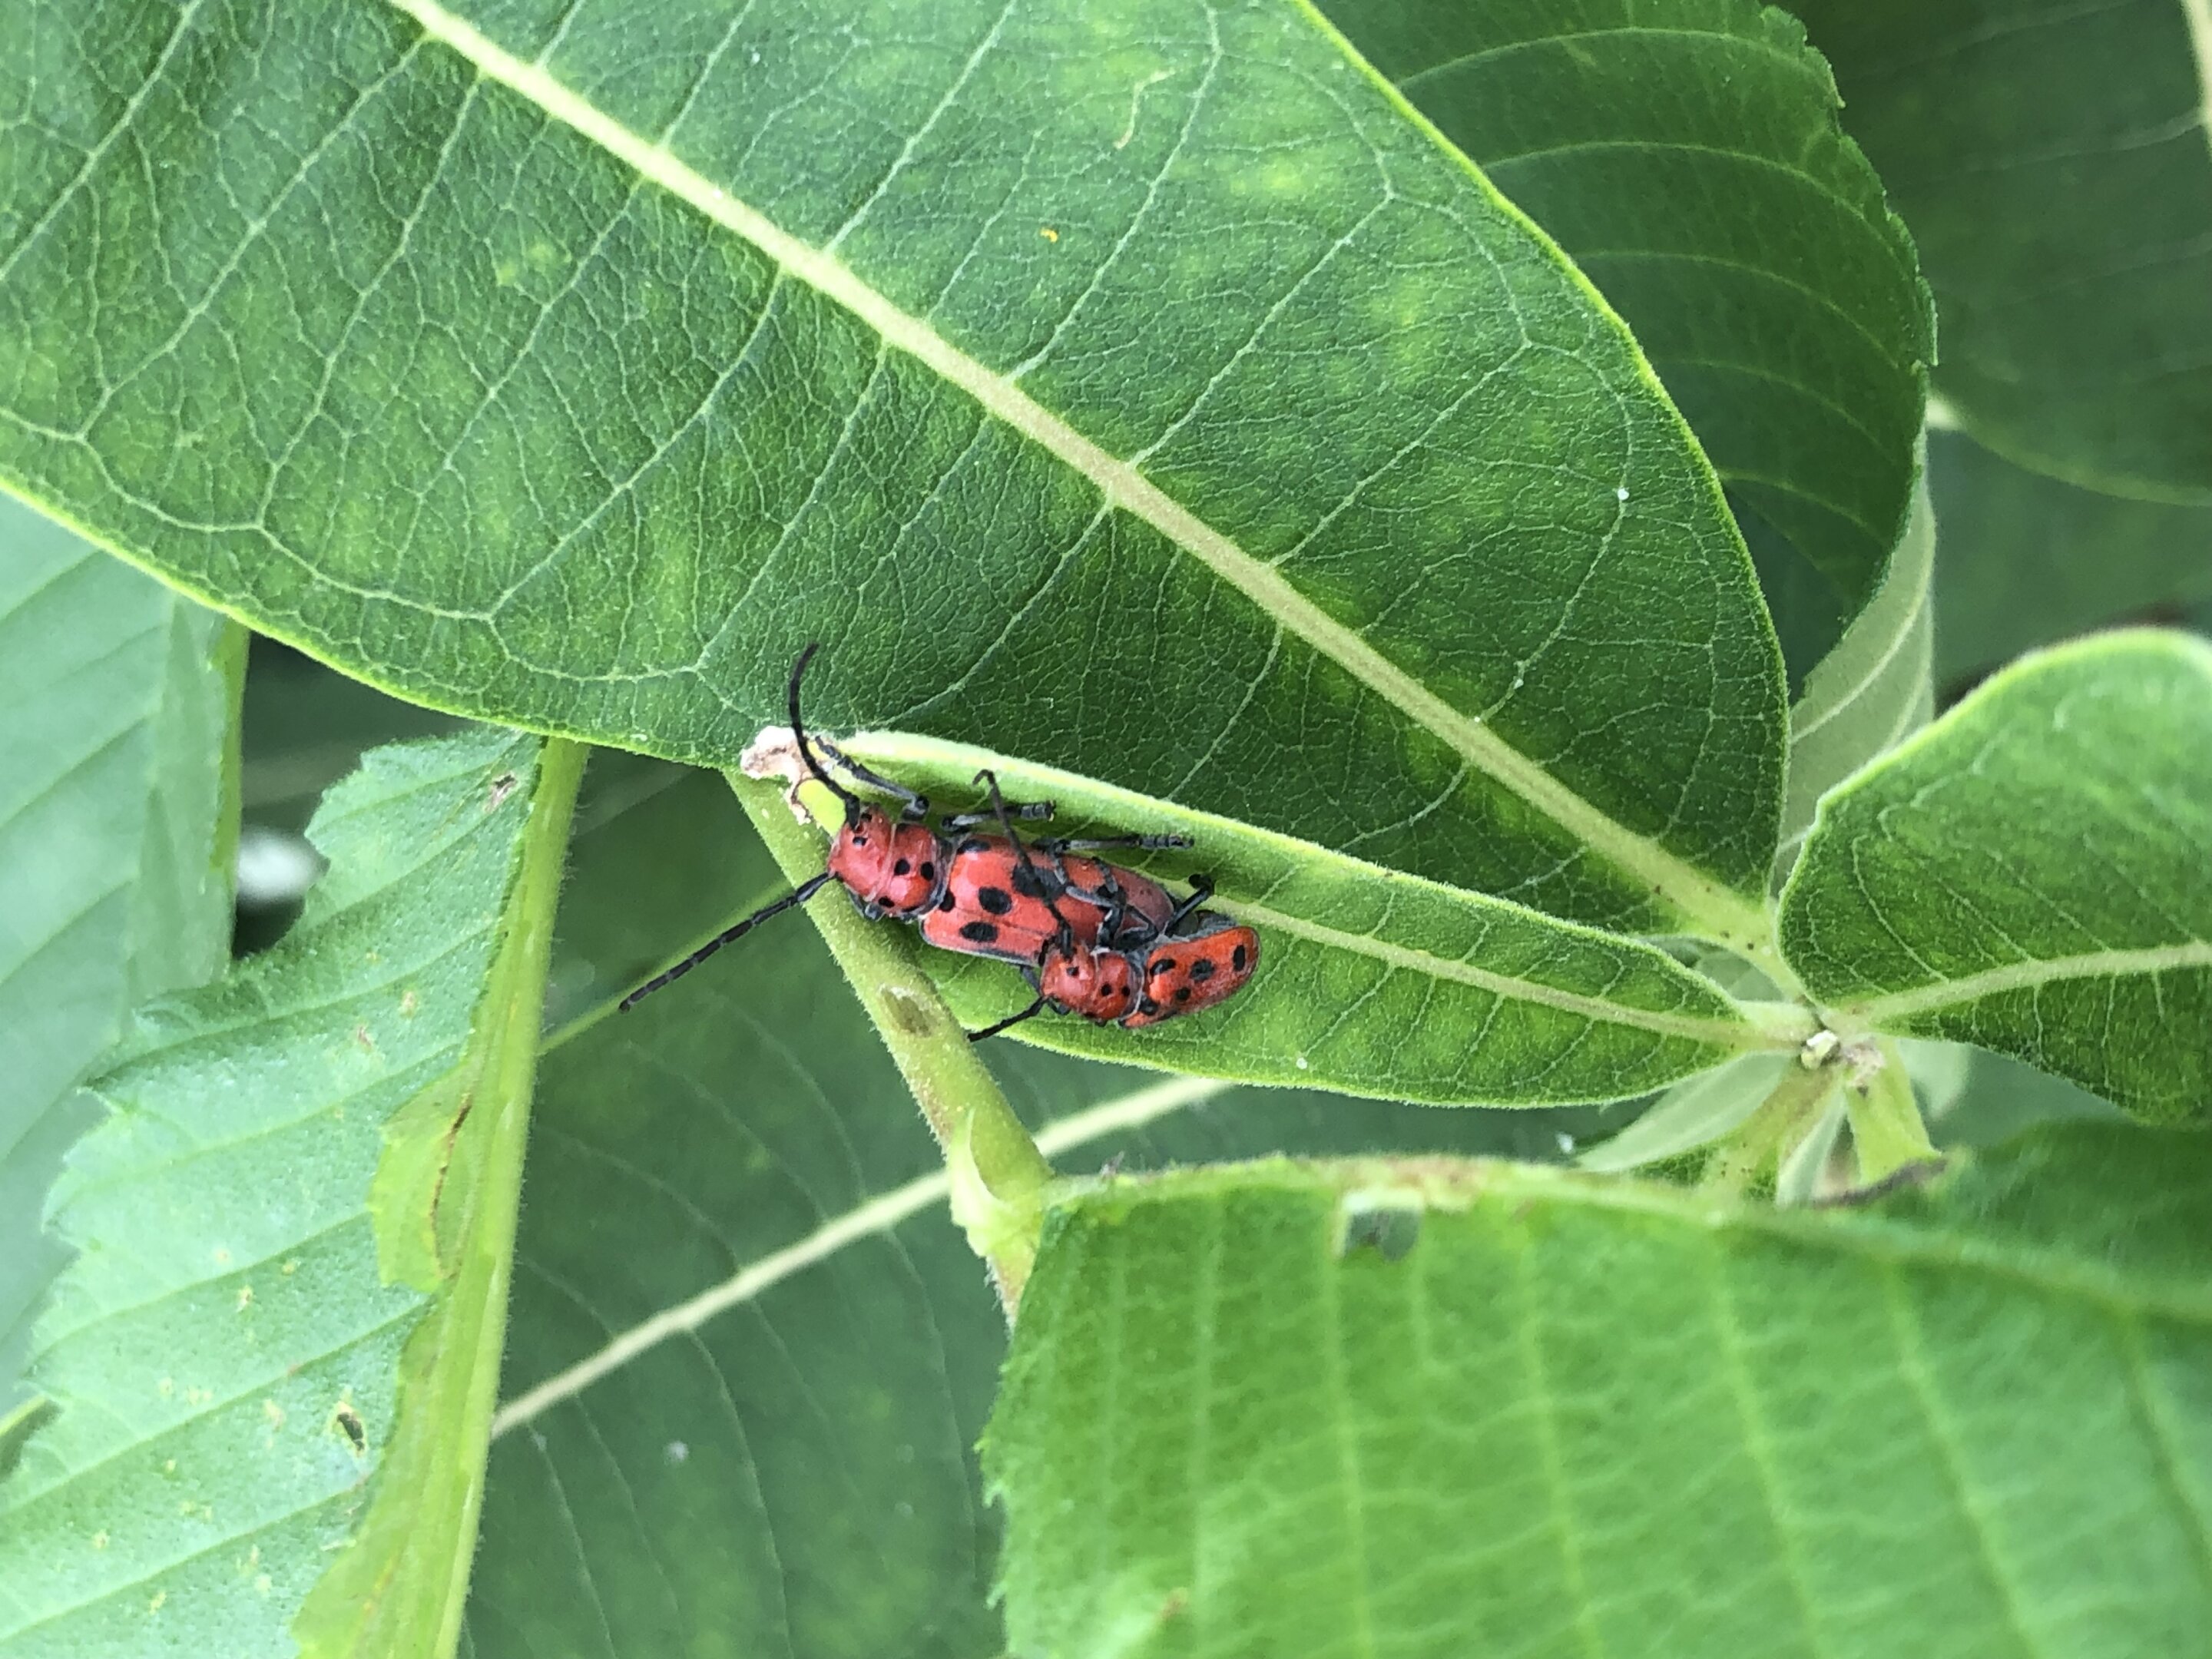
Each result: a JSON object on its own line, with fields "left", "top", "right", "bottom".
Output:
{"left": 937, "top": 891, "right": 957, "bottom": 912}
{"left": 919, "top": 861, "right": 936, "bottom": 882}
{"left": 892, "top": 858, "right": 911, "bottom": 876}
{"left": 977, "top": 886, "right": 1014, "bottom": 915}
{"left": 959, "top": 920, "right": 1000, "bottom": 945}
{"left": 1231, "top": 943, "right": 1248, "bottom": 971}
{"left": 1190, "top": 957, "right": 1216, "bottom": 981}
{"left": 1137, "top": 997, "right": 1161, "bottom": 1017}
{"left": 1174, "top": 986, "right": 1192, "bottom": 1003}
{"left": 1151, "top": 958, "right": 1175, "bottom": 977}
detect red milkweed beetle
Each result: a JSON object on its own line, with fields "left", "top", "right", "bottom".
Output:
{"left": 617, "top": 646, "right": 1196, "bottom": 1022}
{"left": 960, "top": 777, "right": 1261, "bottom": 1041}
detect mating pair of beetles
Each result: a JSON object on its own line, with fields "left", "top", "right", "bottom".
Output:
{"left": 621, "top": 646, "right": 1259, "bottom": 1038}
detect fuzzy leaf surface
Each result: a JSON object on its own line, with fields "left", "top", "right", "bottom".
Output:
{"left": 1790, "top": 0, "right": 2212, "bottom": 502}
{"left": 0, "top": 730, "right": 556, "bottom": 1659}
{"left": 1782, "top": 631, "right": 2212, "bottom": 1121}
{"left": 821, "top": 734, "right": 1793, "bottom": 1105}
{"left": 0, "top": 0, "right": 1785, "bottom": 941}
{"left": 1332, "top": 0, "right": 1933, "bottom": 674}
{"left": 990, "top": 1124, "right": 2212, "bottom": 1657}
{"left": 0, "top": 501, "right": 238, "bottom": 1416}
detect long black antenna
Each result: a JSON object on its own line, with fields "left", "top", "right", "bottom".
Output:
{"left": 620, "top": 873, "right": 835, "bottom": 1010}
{"left": 968, "top": 993, "right": 1048, "bottom": 1042}
{"left": 973, "top": 767, "right": 1078, "bottom": 950}
{"left": 788, "top": 643, "right": 862, "bottom": 827}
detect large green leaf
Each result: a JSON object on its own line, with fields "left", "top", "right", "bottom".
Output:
{"left": 0, "top": 498, "right": 238, "bottom": 1416}
{"left": 465, "top": 763, "right": 1611, "bottom": 1657}
{"left": 1929, "top": 427, "right": 2212, "bottom": 684}
{"left": 1788, "top": 0, "right": 2212, "bottom": 503}
{"left": 0, "top": 0, "right": 1785, "bottom": 945}
{"left": 0, "top": 730, "right": 571, "bottom": 1659}
{"left": 989, "top": 1122, "right": 2212, "bottom": 1657}
{"left": 1781, "top": 631, "right": 2212, "bottom": 1123}
{"left": 1329, "top": 0, "right": 1932, "bottom": 674}
{"left": 794, "top": 734, "right": 1805, "bottom": 1104}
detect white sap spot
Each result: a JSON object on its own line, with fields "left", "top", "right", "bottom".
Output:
{"left": 1555, "top": 1132, "right": 1576, "bottom": 1154}
{"left": 235, "top": 826, "right": 323, "bottom": 906}
{"left": 665, "top": 1440, "right": 689, "bottom": 1464}
{"left": 1616, "top": 486, "right": 1630, "bottom": 502}
{"left": 750, "top": 48, "right": 761, "bottom": 64}
{"left": 1294, "top": 1055, "right": 1310, "bottom": 1071}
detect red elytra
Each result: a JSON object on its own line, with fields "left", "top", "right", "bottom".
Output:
{"left": 919, "top": 839, "right": 1176, "bottom": 966}
{"left": 618, "top": 646, "right": 1199, "bottom": 1032}
{"left": 1032, "top": 912, "right": 1260, "bottom": 1030}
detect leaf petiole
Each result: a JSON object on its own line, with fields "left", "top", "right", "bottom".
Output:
{"left": 729, "top": 772, "right": 1053, "bottom": 1313}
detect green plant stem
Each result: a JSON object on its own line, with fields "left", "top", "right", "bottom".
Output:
{"left": 729, "top": 772, "right": 1055, "bottom": 1313}
{"left": 1707, "top": 1058, "right": 1840, "bottom": 1197}
{"left": 1846, "top": 1038, "right": 1939, "bottom": 1184}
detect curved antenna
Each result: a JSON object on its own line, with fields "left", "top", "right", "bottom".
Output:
{"left": 968, "top": 993, "right": 1048, "bottom": 1043}
{"left": 973, "top": 768, "right": 1077, "bottom": 950}
{"left": 620, "top": 872, "right": 835, "bottom": 1010}
{"left": 787, "top": 643, "right": 861, "bottom": 826}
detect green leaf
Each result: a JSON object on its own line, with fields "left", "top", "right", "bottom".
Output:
{"left": 0, "top": 0, "right": 1786, "bottom": 943}
{"left": 464, "top": 765, "right": 1613, "bottom": 1657}
{"left": 1782, "top": 631, "right": 2212, "bottom": 1123}
{"left": 1787, "top": 0, "right": 2212, "bottom": 503}
{"left": 1928, "top": 427, "right": 2212, "bottom": 684}
{"left": 1329, "top": 0, "right": 1933, "bottom": 674}
{"left": 1777, "top": 472, "right": 1933, "bottom": 878}
{"left": 988, "top": 1122, "right": 2212, "bottom": 1657}
{"left": 0, "top": 730, "right": 571, "bottom": 1658}
{"left": 1575, "top": 1051, "right": 1792, "bottom": 1172}
{"left": 813, "top": 733, "right": 1805, "bottom": 1104}
{"left": 293, "top": 737, "right": 581, "bottom": 1659}
{"left": 0, "top": 497, "right": 239, "bottom": 1416}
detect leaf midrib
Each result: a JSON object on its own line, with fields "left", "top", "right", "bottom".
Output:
{"left": 1844, "top": 941, "right": 2212, "bottom": 1027}
{"left": 382, "top": 0, "right": 1771, "bottom": 950}
{"left": 1229, "top": 897, "right": 1786, "bottom": 1049}
{"left": 487, "top": 1073, "right": 1232, "bottom": 1436}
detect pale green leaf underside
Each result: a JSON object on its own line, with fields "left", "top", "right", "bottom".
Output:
{"left": 1333, "top": 0, "right": 1934, "bottom": 673}
{"left": 0, "top": 0, "right": 1783, "bottom": 942}
{"left": 827, "top": 733, "right": 1800, "bottom": 1105}
{"left": 989, "top": 1125, "right": 2212, "bottom": 1658}
{"left": 1782, "top": 631, "right": 2212, "bottom": 1122}
{"left": 0, "top": 499, "right": 236, "bottom": 1416}
{"left": 1788, "top": 0, "right": 2212, "bottom": 503}
{"left": 0, "top": 730, "right": 543, "bottom": 1659}
{"left": 465, "top": 765, "right": 1611, "bottom": 1657}
{"left": 1576, "top": 1050, "right": 1790, "bottom": 1171}
{"left": 1777, "top": 469, "right": 1933, "bottom": 878}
